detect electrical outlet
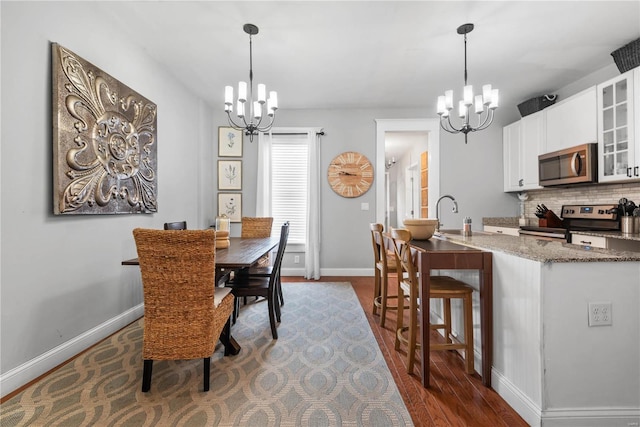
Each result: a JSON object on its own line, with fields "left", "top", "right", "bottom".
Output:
{"left": 588, "top": 302, "right": 612, "bottom": 326}
{"left": 294, "top": 255, "right": 300, "bottom": 264}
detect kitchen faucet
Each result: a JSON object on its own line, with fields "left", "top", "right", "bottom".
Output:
{"left": 436, "top": 194, "right": 459, "bottom": 231}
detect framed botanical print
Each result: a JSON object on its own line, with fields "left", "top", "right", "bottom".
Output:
{"left": 218, "top": 193, "right": 242, "bottom": 222}
{"left": 218, "top": 126, "right": 243, "bottom": 157}
{"left": 218, "top": 160, "right": 242, "bottom": 190}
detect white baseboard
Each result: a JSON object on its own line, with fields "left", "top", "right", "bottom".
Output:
{"left": 540, "top": 408, "right": 640, "bottom": 427}
{"left": 491, "top": 370, "right": 640, "bottom": 426}
{"left": 281, "top": 268, "right": 373, "bottom": 277}
{"left": 0, "top": 304, "right": 144, "bottom": 399}
{"left": 492, "top": 368, "right": 542, "bottom": 426}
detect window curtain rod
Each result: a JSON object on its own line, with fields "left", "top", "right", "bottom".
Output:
{"left": 260, "top": 131, "right": 325, "bottom": 136}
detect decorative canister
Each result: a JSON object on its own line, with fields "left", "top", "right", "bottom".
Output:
{"left": 215, "top": 215, "right": 230, "bottom": 232}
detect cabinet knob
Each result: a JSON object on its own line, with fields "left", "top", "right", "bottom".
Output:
{"left": 518, "top": 179, "right": 523, "bottom": 187}
{"left": 635, "top": 166, "right": 639, "bottom": 177}
{"left": 627, "top": 167, "right": 633, "bottom": 178}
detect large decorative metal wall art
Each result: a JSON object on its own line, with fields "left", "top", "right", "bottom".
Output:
{"left": 52, "top": 43, "right": 158, "bottom": 215}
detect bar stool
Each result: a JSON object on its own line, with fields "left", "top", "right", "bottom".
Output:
{"left": 391, "top": 228, "right": 474, "bottom": 375}
{"left": 369, "top": 223, "right": 398, "bottom": 328}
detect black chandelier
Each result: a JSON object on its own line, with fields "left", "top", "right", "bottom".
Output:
{"left": 436, "top": 23, "right": 499, "bottom": 144}
{"left": 224, "top": 23, "right": 278, "bottom": 142}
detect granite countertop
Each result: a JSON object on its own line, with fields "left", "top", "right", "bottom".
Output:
{"left": 434, "top": 232, "right": 640, "bottom": 263}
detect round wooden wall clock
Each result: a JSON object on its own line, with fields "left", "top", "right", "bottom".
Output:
{"left": 327, "top": 151, "right": 374, "bottom": 198}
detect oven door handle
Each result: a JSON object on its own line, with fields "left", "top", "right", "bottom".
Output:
{"left": 570, "top": 152, "right": 582, "bottom": 176}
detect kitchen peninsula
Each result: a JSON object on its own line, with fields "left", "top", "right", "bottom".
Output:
{"left": 431, "top": 231, "right": 640, "bottom": 427}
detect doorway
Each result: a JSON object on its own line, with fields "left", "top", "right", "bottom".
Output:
{"left": 375, "top": 119, "right": 441, "bottom": 227}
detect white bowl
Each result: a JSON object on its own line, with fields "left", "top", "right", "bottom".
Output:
{"left": 403, "top": 218, "right": 438, "bottom": 240}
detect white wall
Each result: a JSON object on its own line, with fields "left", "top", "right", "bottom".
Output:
{"left": 0, "top": 2, "right": 215, "bottom": 393}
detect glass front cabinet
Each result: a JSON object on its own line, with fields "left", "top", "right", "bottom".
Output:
{"left": 597, "top": 69, "right": 638, "bottom": 182}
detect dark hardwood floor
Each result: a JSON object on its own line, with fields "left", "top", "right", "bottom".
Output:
{"left": 283, "top": 276, "right": 528, "bottom": 427}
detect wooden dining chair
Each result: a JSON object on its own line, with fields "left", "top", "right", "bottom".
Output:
{"left": 163, "top": 221, "right": 187, "bottom": 230}
{"left": 133, "top": 228, "right": 235, "bottom": 392}
{"left": 370, "top": 223, "right": 398, "bottom": 327}
{"left": 226, "top": 222, "right": 289, "bottom": 339}
{"left": 391, "top": 228, "right": 475, "bottom": 375}
{"left": 247, "top": 221, "right": 290, "bottom": 307}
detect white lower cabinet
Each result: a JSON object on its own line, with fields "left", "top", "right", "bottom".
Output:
{"left": 570, "top": 233, "right": 607, "bottom": 248}
{"left": 476, "top": 251, "right": 640, "bottom": 426}
{"left": 483, "top": 225, "right": 520, "bottom": 236}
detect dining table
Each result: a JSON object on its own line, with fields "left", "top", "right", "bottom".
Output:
{"left": 409, "top": 237, "right": 493, "bottom": 388}
{"left": 122, "top": 235, "right": 281, "bottom": 356}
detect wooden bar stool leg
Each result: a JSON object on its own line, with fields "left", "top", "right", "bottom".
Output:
{"left": 443, "top": 298, "right": 452, "bottom": 344}
{"left": 372, "top": 268, "right": 381, "bottom": 315}
{"left": 395, "top": 285, "right": 405, "bottom": 351}
{"left": 464, "top": 293, "right": 475, "bottom": 374}
{"left": 407, "top": 287, "right": 419, "bottom": 374}
{"left": 380, "top": 271, "right": 389, "bottom": 327}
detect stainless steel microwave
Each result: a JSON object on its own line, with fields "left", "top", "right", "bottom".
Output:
{"left": 538, "top": 143, "right": 598, "bottom": 186}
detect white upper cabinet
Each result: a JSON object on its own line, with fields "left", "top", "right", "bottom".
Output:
{"left": 597, "top": 69, "right": 638, "bottom": 182}
{"left": 544, "top": 87, "right": 597, "bottom": 154}
{"left": 503, "top": 121, "right": 522, "bottom": 192}
{"left": 520, "top": 111, "right": 544, "bottom": 189}
{"left": 503, "top": 112, "right": 544, "bottom": 192}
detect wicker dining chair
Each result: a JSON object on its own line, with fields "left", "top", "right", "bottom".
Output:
{"left": 391, "top": 228, "right": 475, "bottom": 375}
{"left": 226, "top": 222, "right": 289, "bottom": 339}
{"left": 163, "top": 221, "right": 187, "bottom": 230}
{"left": 241, "top": 216, "right": 274, "bottom": 267}
{"left": 133, "top": 228, "right": 235, "bottom": 392}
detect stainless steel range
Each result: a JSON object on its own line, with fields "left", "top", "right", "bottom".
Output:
{"left": 519, "top": 204, "right": 620, "bottom": 241}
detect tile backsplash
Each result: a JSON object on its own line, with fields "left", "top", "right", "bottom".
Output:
{"left": 521, "top": 182, "right": 640, "bottom": 222}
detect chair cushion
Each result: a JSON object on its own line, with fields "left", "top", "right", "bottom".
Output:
{"left": 214, "top": 287, "right": 233, "bottom": 308}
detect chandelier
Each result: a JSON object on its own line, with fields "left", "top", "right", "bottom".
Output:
{"left": 385, "top": 157, "right": 396, "bottom": 169}
{"left": 436, "top": 23, "right": 499, "bottom": 144}
{"left": 224, "top": 23, "right": 278, "bottom": 142}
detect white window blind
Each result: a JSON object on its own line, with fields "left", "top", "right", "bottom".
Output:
{"left": 271, "top": 134, "right": 309, "bottom": 245}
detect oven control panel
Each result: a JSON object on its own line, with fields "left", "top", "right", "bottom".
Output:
{"left": 561, "top": 204, "right": 618, "bottom": 220}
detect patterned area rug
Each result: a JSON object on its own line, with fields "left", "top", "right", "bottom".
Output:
{"left": 1, "top": 282, "right": 413, "bottom": 426}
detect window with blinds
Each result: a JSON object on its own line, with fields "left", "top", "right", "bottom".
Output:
{"left": 271, "top": 134, "right": 309, "bottom": 245}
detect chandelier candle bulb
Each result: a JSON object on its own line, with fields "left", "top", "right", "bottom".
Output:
{"left": 225, "top": 86, "right": 233, "bottom": 105}
{"left": 482, "top": 84, "right": 492, "bottom": 104}
{"left": 491, "top": 89, "right": 499, "bottom": 108}
{"left": 458, "top": 100, "right": 466, "bottom": 118}
{"left": 254, "top": 101, "right": 262, "bottom": 118}
{"left": 238, "top": 81, "right": 247, "bottom": 102}
{"left": 257, "top": 84, "right": 266, "bottom": 103}
{"left": 437, "top": 96, "right": 446, "bottom": 114}
{"left": 475, "top": 95, "right": 484, "bottom": 113}
{"left": 237, "top": 101, "right": 245, "bottom": 118}
{"left": 445, "top": 90, "right": 454, "bottom": 110}
{"left": 463, "top": 85, "right": 473, "bottom": 106}
{"left": 269, "top": 91, "right": 278, "bottom": 110}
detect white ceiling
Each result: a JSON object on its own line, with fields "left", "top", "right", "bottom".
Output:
{"left": 97, "top": 0, "right": 639, "bottom": 158}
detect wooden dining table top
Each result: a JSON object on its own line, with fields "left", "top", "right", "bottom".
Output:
{"left": 121, "top": 236, "right": 280, "bottom": 268}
